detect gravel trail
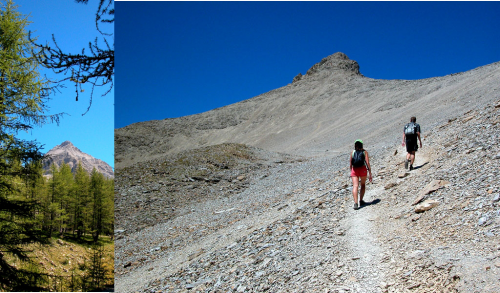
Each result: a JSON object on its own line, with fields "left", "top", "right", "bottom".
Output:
{"left": 341, "top": 185, "right": 387, "bottom": 292}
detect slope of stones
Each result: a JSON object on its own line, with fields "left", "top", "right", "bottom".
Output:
{"left": 115, "top": 53, "right": 500, "bottom": 169}
{"left": 114, "top": 143, "right": 299, "bottom": 234}
{"left": 115, "top": 100, "right": 500, "bottom": 293}
{"left": 373, "top": 101, "right": 500, "bottom": 292}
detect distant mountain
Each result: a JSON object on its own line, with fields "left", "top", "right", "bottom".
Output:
{"left": 115, "top": 52, "right": 500, "bottom": 169}
{"left": 43, "top": 141, "right": 114, "bottom": 178}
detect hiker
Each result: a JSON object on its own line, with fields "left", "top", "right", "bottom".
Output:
{"left": 402, "top": 116, "right": 422, "bottom": 170}
{"left": 350, "top": 139, "right": 372, "bottom": 210}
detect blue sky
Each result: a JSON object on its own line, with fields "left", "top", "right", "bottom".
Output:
{"left": 115, "top": 1, "right": 500, "bottom": 129}
{"left": 13, "top": 0, "right": 114, "bottom": 168}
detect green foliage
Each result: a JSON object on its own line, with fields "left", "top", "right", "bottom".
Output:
{"left": 74, "top": 163, "right": 90, "bottom": 239}
{"left": 40, "top": 163, "right": 114, "bottom": 243}
{"left": 2, "top": 160, "right": 115, "bottom": 291}
{"left": 0, "top": 1, "right": 113, "bottom": 291}
{"left": 88, "top": 168, "right": 114, "bottom": 243}
{"left": 0, "top": 2, "right": 113, "bottom": 290}
{"left": 87, "top": 244, "right": 107, "bottom": 291}
{"left": 31, "top": 0, "right": 114, "bottom": 114}
{"left": 0, "top": 0, "right": 62, "bottom": 290}
{"left": 0, "top": 0, "right": 62, "bottom": 133}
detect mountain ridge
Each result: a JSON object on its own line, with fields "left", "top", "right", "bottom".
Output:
{"left": 43, "top": 140, "right": 114, "bottom": 178}
{"left": 115, "top": 52, "right": 500, "bottom": 169}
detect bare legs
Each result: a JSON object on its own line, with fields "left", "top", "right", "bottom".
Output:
{"left": 351, "top": 176, "right": 367, "bottom": 204}
{"left": 406, "top": 151, "right": 416, "bottom": 167}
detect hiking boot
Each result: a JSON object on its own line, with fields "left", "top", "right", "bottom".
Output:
{"left": 360, "top": 200, "right": 367, "bottom": 206}
{"left": 404, "top": 160, "right": 409, "bottom": 170}
{"left": 410, "top": 165, "right": 414, "bottom": 171}
{"left": 353, "top": 203, "right": 359, "bottom": 210}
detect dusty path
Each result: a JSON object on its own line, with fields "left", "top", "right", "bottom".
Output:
{"left": 334, "top": 146, "right": 432, "bottom": 292}
{"left": 340, "top": 184, "right": 387, "bottom": 292}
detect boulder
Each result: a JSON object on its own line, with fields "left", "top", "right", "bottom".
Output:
{"left": 385, "top": 182, "right": 397, "bottom": 189}
{"left": 398, "top": 172, "right": 409, "bottom": 178}
{"left": 415, "top": 199, "right": 439, "bottom": 213}
{"left": 412, "top": 180, "right": 450, "bottom": 205}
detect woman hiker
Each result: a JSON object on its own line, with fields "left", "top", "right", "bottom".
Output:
{"left": 350, "top": 139, "right": 373, "bottom": 210}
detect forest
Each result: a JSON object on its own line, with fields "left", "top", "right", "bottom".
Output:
{"left": 40, "top": 163, "right": 114, "bottom": 243}
{"left": 1, "top": 160, "right": 115, "bottom": 292}
{"left": 0, "top": 0, "right": 114, "bottom": 291}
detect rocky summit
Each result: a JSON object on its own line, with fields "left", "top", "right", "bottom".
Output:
{"left": 115, "top": 53, "right": 500, "bottom": 292}
{"left": 43, "top": 141, "right": 114, "bottom": 178}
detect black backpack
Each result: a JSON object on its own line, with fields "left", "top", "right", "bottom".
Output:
{"left": 351, "top": 150, "right": 365, "bottom": 167}
{"left": 405, "top": 122, "right": 416, "bottom": 135}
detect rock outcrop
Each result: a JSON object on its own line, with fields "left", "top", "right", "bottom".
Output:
{"left": 304, "top": 52, "right": 362, "bottom": 77}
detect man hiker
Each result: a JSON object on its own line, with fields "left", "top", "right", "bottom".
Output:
{"left": 402, "top": 116, "right": 422, "bottom": 170}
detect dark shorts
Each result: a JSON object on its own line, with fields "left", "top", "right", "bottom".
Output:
{"left": 406, "top": 137, "right": 418, "bottom": 153}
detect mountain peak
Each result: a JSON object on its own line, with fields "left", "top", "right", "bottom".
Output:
{"left": 60, "top": 140, "right": 74, "bottom": 147}
{"left": 306, "top": 52, "right": 361, "bottom": 76}
{"left": 293, "top": 52, "right": 361, "bottom": 83}
{"left": 43, "top": 141, "right": 114, "bottom": 178}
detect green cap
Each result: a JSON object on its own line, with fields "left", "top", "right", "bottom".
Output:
{"left": 355, "top": 139, "right": 363, "bottom": 144}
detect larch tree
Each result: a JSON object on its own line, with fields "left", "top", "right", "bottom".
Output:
{"left": 0, "top": 0, "right": 63, "bottom": 290}
{"left": 89, "top": 168, "right": 104, "bottom": 243}
{"left": 73, "top": 162, "right": 90, "bottom": 239}
{"left": 53, "top": 162, "right": 73, "bottom": 236}
{"left": 30, "top": 0, "right": 114, "bottom": 114}
{"left": 102, "top": 175, "right": 114, "bottom": 237}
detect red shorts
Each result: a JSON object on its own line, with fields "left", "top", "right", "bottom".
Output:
{"left": 351, "top": 166, "right": 367, "bottom": 177}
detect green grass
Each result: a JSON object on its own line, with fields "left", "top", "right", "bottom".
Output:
{"left": 4, "top": 235, "right": 114, "bottom": 292}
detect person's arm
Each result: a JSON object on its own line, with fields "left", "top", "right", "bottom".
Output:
{"left": 417, "top": 124, "right": 422, "bottom": 148}
{"left": 349, "top": 152, "right": 353, "bottom": 170}
{"left": 365, "top": 151, "right": 373, "bottom": 182}
{"left": 417, "top": 132, "right": 422, "bottom": 148}
{"left": 402, "top": 125, "right": 406, "bottom": 146}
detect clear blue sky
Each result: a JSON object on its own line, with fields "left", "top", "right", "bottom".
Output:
{"left": 115, "top": 1, "right": 500, "bottom": 129}
{"left": 13, "top": 0, "right": 114, "bottom": 169}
